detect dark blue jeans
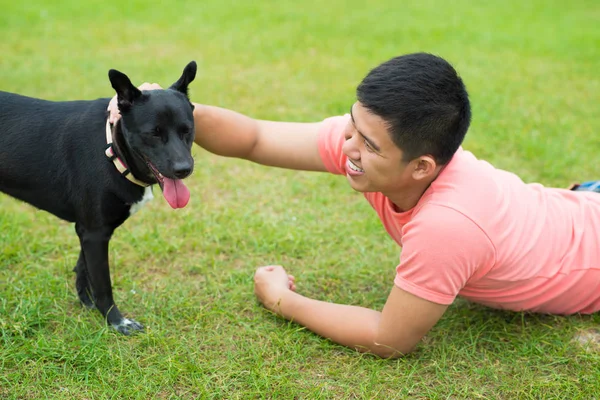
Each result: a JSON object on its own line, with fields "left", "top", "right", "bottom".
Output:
{"left": 571, "top": 181, "right": 600, "bottom": 193}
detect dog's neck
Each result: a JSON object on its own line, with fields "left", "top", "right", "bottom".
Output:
{"left": 106, "top": 120, "right": 156, "bottom": 187}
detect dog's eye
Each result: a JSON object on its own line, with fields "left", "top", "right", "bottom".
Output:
{"left": 153, "top": 127, "right": 161, "bottom": 137}
{"left": 178, "top": 127, "right": 190, "bottom": 139}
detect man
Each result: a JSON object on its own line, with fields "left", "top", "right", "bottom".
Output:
{"left": 109, "top": 53, "right": 600, "bottom": 358}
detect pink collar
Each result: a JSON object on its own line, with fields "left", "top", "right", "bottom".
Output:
{"left": 105, "top": 120, "right": 150, "bottom": 187}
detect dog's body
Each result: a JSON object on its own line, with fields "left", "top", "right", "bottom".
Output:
{"left": 0, "top": 62, "right": 197, "bottom": 334}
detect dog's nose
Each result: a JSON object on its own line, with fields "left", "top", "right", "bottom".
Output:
{"left": 173, "top": 162, "right": 193, "bottom": 179}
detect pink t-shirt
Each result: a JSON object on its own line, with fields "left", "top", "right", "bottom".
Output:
{"left": 318, "top": 115, "right": 600, "bottom": 314}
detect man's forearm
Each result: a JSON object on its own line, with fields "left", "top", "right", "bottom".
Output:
{"left": 269, "top": 290, "right": 406, "bottom": 358}
{"left": 192, "top": 103, "right": 325, "bottom": 171}
{"left": 192, "top": 103, "right": 259, "bottom": 159}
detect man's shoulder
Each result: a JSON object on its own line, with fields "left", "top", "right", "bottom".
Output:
{"left": 420, "top": 149, "right": 522, "bottom": 218}
{"left": 316, "top": 114, "right": 351, "bottom": 175}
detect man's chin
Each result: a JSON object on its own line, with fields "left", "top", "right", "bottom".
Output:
{"left": 346, "top": 175, "right": 368, "bottom": 192}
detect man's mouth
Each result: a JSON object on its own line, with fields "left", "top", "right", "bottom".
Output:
{"left": 346, "top": 159, "right": 365, "bottom": 175}
{"left": 146, "top": 160, "right": 190, "bottom": 209}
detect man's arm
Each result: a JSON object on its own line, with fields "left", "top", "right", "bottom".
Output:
{"left": 108, "top": 93, "right": 327, "bottom": 171}
{"left": 192, "top": 103, "right": 327, "bottom": 171}
{"left": 255, "top": 266, "right": 448, "bottom": 358}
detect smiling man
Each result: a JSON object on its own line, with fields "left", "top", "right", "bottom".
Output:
{"left": 110, "top": 52, "right": 600, "bottom": 358}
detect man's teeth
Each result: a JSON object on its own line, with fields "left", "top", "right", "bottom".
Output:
{"left": 348, "top": 160, "right": 364, "bottom": 172}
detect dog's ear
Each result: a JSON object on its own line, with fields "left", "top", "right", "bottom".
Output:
{"left": 169, "top": 61, "right": 197, "bottom": 98}
{"left": 108, "top": 69, "right": 142, "bottom": 112}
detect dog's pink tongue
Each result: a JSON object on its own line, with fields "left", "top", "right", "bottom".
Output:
{"left": 162, "top": 178, "right": 190, "bottom": 209}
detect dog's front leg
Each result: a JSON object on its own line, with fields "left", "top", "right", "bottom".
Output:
{"left": 73, "top": 250, "right": 96, "bottom": 309}
{"left": 75, "top": 223, "right": 144, "bottom": 335}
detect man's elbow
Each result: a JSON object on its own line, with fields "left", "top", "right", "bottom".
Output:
{"left": 370, "top": 329, "right": 421, "bottom": 358}
{"left": 369, "top": 342, "right": 416, "bottom": 359}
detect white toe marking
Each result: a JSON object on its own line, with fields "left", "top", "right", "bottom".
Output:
{"left": 119, "top": 318, "right": 134, "bottom": 327}
{"left": 114, "top": 318, "right": 141, "bottom": 330}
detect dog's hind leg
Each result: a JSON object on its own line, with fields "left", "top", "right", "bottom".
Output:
{"left": 73, "top": 251, "right": 95, "bottom": 309}
{"left": 75, "top": 223, "right": 144, "bottom": 335}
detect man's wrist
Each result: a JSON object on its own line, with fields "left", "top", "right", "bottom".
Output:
{"left": 267, "top": 288, "right": 295, "bottom": 317}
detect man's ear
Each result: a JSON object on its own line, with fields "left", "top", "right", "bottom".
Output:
{"left": 411, "top": 155, "right": 438, "bottom": 181}
{"left": 169, "top": 61, "right": 197, "bottom": 98}
{"left": 108, "top": 69, "right": 142, "bottom": 112}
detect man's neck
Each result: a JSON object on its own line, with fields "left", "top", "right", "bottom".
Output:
{"left": 387, "top": 168, "right": 444, "bottom": 212}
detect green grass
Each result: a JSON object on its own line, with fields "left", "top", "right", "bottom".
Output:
{"left": 1, "top": 0, "right": 600, "bottom": 398}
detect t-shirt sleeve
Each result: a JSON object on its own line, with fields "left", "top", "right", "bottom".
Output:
{"left": 394, "top": 204, "right": 496, "bottom": 305}
{"left": 317, "top": 114, "right": 351, "bottom": 175}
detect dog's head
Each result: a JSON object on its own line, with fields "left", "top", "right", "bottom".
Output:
{"left": 108, "top": 61, "right": 197, "bottom": 209}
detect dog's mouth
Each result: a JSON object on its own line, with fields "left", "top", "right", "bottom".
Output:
{"left": 146, "top": 160, "right": 190, "bottom": 209}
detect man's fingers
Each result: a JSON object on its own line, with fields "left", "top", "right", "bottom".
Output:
{"left": 108, "top": 97, "right": 120, "bottom": 124}
{"left": 259, "top": 265, "right": 283, "bottom": 272}
{"left": 139, "top": 82, "right": 162, "bottom": 91}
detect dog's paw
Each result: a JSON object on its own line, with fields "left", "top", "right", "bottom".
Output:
{"left": 77, "top": 290, "right": 96, "bottom": 309}
{"left": 79, "top": 299, "right": 96, "bottom": 309}
{"left": 112, "top": 318, "right": 145, "bottom": 335}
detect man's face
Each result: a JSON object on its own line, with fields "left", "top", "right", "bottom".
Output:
{"left": 342, "top": 102, "right": 415, "bottom": 198}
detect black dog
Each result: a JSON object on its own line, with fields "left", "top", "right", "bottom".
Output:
{"left": 0, "top": 61, "right": 197, "bottom": 334}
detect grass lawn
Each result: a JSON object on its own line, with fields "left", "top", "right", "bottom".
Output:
{"left": 1, "top": 0, "right": 600, "bottom": 398}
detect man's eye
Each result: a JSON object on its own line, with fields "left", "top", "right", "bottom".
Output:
{"left": 364, "top": 139, "right": 375, "bottom": 152}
